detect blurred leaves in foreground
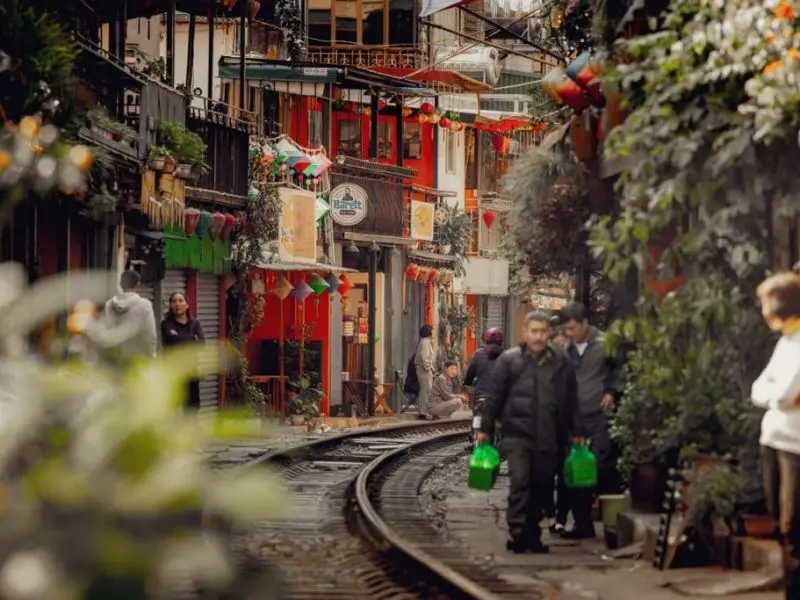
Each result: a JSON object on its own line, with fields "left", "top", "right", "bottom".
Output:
{"left": 0, "top": 264, "right": 284, "bottom": 599}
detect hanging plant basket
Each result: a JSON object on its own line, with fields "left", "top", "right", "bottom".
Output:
{"left": 175, "top": 163, "right": 192, "bottom": 178}
{"left": 149, "top": 157, "right": 166, "bottom": 171}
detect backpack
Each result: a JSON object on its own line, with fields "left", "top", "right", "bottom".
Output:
{"left": 403, "top": 353, "right": 420, "bottom": 396}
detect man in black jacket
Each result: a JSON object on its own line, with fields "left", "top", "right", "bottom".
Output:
{"left": 560, "top": 301, "right": 624, "bottom": 539}
{"left": 478, "top": 311, "right": 582, "bottom": 554}
{"left": 464, "top": 327, "right": 504, "bottom": 399}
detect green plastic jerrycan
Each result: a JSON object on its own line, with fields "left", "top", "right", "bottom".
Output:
{"left": 467, "top": 443, "right": 501, "bottom": 491}
{"left": 564, "top": 443, "right": 598, "bottom": 489}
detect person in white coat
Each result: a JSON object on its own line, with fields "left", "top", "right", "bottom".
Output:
{"left": 413, "top": 324, "right": 435, "bottom": 416}
{"left": 753, "top": 272, "right": 800, "bottom": 599}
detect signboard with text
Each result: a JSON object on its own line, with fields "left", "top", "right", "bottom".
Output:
{"left": 330, "top": 183, "right": 368, "bottom": 226}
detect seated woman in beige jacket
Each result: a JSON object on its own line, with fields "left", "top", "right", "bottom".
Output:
{"left": 429, "top": 360, "right": 468, "bottom": 419}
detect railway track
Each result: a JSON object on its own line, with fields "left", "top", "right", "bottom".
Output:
{"left": 225, "top": 420, "right": 550, "bottom": 599}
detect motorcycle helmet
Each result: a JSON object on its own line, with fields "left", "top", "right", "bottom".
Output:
{"left": 483, "top": 328, "right": 503, "bottom": 345}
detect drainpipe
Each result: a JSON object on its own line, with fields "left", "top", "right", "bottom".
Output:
{"left": 166, "top": 0, "right": 176, "bottom": 85}
{"left": 366, "top": 242, "right": 379, "bottom": 415}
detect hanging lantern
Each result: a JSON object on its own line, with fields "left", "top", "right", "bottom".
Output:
{"left": 272, "top": 275, "right": 294, "bottom": 300}
{"left": 427, "top": 270, "right": 437, "bottom": 284}
{"left": 195, "top": 211, "right": 213, "bottom": 237}
{"left": 429, "top": 113, "right": 440, "bottom": 124}
{"left": 566, "top": 52, "right": 592, "bottom": 82}
{"left": 402, "top": 107, "right": 413, "bottom": 117}
{"left": 308, "top": 273, "right": 330, "bottom": 296}
{"left": 491, "top": 135, "right": 506, "bottom": 154}
{"left": 184, "top": 208, "right": 201, "bottom": 235}
{"left": 449, "top": 120, "right": 460, "bottom": 132}
{"left": 405, "top": 264, "right": 420, "bottom": 279}
{"left": 291, "top": 279, "right": 313, "bottom": 302}
{"left": 439, "top": 117, "right": 451, "bottom": 129}
{"left": 455, "top": 122, "right": 465, "bottom": 132}
{"left": 555, "top": 79, "right": 588, "bottom": 112}
{"left": 325, "top": 272, "right": 342, "bottom": 294}
{"left": 209, "top": 212, "right": 226, "bottom": 240}
{"left": 248, "top": 0, "right": 261, "bottom": 19}
{"left": 482, "top": 210, "right": 496, "bottom": 229}
{"left": 338, "top": 274, "right": 354, "bottom": 297}
{"left": 220, "top": 213, "right": 237, "bottom": 241}
{"left": 416, "top": 267, "right": 428, "bottom": 282}
{"left": 420, "top": 102, "right": 435, "bottom": 114}
{"left": 418, "top": 113, "right": 429, "bottom": 124}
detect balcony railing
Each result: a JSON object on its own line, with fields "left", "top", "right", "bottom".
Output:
{"left": 307, "top": 45, "right": 425, "bottom": 69}
{"left": 231, "top": 21, "right": 288, "bottom": 60}
{"left": 186, "top": 102, "right": 259, "bottom": 200}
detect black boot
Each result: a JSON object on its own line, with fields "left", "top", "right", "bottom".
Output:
{"left": 506, "top": 538, "right": 528, "bottom": 553}
{"left": 527, "top": 538, "right": 550, "bottom": 554}
{"left": 561, "top": 526, "right": 595, "bottom": 540}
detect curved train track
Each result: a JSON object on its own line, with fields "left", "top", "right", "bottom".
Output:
{"left": 224, "top": 420, "right": 551, "bottom": 600}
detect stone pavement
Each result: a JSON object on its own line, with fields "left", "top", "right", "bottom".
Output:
{"left": 427, "top": 456, "right": 782, "bottom": 600}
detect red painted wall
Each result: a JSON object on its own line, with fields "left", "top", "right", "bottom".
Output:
{"left": 248, "top": 269, "right": 331, "bottom": 414}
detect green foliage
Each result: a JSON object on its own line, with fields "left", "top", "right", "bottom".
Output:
{"left": 505, "top": 145, "right": 591, "bottom": 280}
{"left": 287, "top": 377, "right": 322, "bottom": 418}
{"left": 0, "top": 266, "right": 283, "bottom": 598}
{"left": 155, "top": 120, "right": 207, "bottom": 169}
{"left": 87, "top": 108, "right": 138, "bottom": 141}
{"left": 81, "top": 184, "right": 117, "bottom": 220}
{"left": 497, "top": 229, "right": 531, "bottom": 298}
{"left": 590, "top": 0, "right": 800, "bottom": 518}
{"left": 275, "top": 0, "right": 306, "bottom": 61}
{"left": 436, "top": 204, "right": 472, "bottom": 276}
{"left": 0, "top": 0, "right": 77, "bottom": 123}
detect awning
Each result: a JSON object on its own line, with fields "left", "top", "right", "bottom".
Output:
{"left": 370, "top": 67, "right": 494, "bottom": 93}
{"left": 218, "top": 63, "right": 338, "bottom": 84}
{"left": 255, "top": 259, "right": 357, "bottom": 273}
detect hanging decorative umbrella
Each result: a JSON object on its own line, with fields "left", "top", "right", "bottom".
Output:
{"left": 195, "top": 211, "right": 213, "bottom": 237}
{"left": 308, "top": 273, "right": 330, "bottom": 296}
{"left": 220, "top": 213, "right": 237, "bottom": 241}
{"left": 315, "top": 197, "right": 330, "bottom": 221}
{"left": 272, "top": 275, "right": 294, "bottom": 300}
{"left": 338, "top": 274, "right": 354, "bottom": 297}
{"left": 276, "top": 138, "right": 297, "bottom": 155}
{"left": 184, "top": 208, "right": 201, "bottom": 235}
{"left": 209, "top": 212, "right": 226, "bottom": 240}
{"left": 325, "top": 272, "right": 342, "bottom": 294}
{"left": 291, "top": 279, "right": 314, "bottom": 302}
{"left": 288, "top": 151, "right": 312, "bottom": 174}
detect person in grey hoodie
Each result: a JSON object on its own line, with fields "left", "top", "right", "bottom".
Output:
{"left": 88, "top": 270, "right": 158, "bottom": 362}
{"left": 560, "top": 301, "right": 624, "bottom": 539}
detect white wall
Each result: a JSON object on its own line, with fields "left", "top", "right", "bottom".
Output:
{"left": 161, "top": 21, "right": 240, "bottom": 109}
{"left": 436, "top": 127, "right": 465, "bottom": 209}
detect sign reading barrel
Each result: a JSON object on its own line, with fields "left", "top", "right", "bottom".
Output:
{"left": 329, "top": 183, "right": 368, "bottom": 226}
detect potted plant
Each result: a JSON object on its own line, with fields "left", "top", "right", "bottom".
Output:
{"left": 87, "top": 108, "right": 137, "bottom": 146}
{"left": 147, "top": 145, "right": 171, "bottom": 170}
{"left": 155, "top": 120, "right": 208, "bottom": 179}
{"left": 286, "top": 377, "right": 322, "bottom": 425}
{"left": 436, "top": 203, "right": 472, "bottom": 274}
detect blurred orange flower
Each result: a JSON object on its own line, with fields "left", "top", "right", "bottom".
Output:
{"left": 772, "top": 1, "right": 796, "bottom": 20}
{"left": 764, "top": 59, "right": 785, "bottom": 75}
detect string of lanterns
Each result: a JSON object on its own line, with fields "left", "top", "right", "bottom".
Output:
{"left": 266, "top": 272, "right": 354, "bottom": 301}
{"left": 404, "top": 264, "right": 455, "bottom": 287}
{"left": 183, "top": 208, "right": 241, "bottom": 241}
{"left": 249, "top": 135, "right": 332, "bottom": 186}
{"left": 417, "top": 103, "right": 466, "bottom": 132}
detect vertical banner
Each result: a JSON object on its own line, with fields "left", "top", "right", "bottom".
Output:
{"left": 410, "top": 200, "right": 435, "bottom": 242}
{"left": 278, "top": 187, "right": 318, "bottom": 264}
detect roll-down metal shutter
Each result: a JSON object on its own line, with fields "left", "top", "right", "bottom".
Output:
{"left": 139, "top": 283, "right": 155, "bottom": 306}
{"left": 196, "top": 274, "right": 220, "bottom": 411}
{"left": 160, "top": 269, "right": 188, "bottom": 319}
{"left": 485, "top": 296, "right": 506, "bottom": 342}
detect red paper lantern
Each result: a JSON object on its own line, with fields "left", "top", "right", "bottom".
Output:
{"left": 338, "top": 274, "right": 354, "bottom": 297}
{"left": 248, "top": 0, "right": 260, "bottom": 19}
{"left": 420, "top": 102, "right": 435, "bottom": 114}
{"left": 482, "top": 210, "right": 496, "bottom": 229}
{"left": 427, "top": 271, "right": 437, "bottom": 284}
{"left": 491, "top": 135, "right": 506, "bottom": 153}
{"left": 555, "top": 79, "right": 587, "bottom": 112}
{"left": 406, "top": 264, "right": 420, "bottom": 279}
{"left": 416, "top": 268, "right": 428, "bottom": 282}
{"left": 439, "top": 117, "right": 451, "bottom": 129}
{"left": 576, "top": 67, "right": 603, "bottom": 104}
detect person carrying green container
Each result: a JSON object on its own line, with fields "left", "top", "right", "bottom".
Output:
{"left": 477, "top": 311, "right": 583, "bottom": 554}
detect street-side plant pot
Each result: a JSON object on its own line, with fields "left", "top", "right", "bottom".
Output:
{"left": 148, "top": 157, "right": 166, "bottom": 171}
{"left": 176, "top": 163, "right": 192, "bottom": 178}
{"left": 289, "top": 414, "right": 305, "bottom": 426}
{"left": 111, "top": 132, "right": 124, "bottom": 142}
{"left": 628, "top": 460, "right": 668, "bottom": 513}
{"left": 740, "top": 514, "right": 776, "bottom": 539}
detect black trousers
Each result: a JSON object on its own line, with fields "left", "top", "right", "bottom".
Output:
{"left": 762, "top": 446, "right": 800, "bottom": 599}
{"left": 186, "top": 379, "right": 201, "bottom": 412}
{"left": 505, "top": 441, "right": 556, "bottom": 542}
{"left": 543, "top": 445, "right": 571, "bottom": 524}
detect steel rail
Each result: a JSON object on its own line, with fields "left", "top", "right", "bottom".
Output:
{"left": 354, "top": 428, "right": 504, "bottom": 600}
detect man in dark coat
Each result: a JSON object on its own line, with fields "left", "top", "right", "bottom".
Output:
{"left": 477, "top": 311, "right": 582, "bottom": 554}
{"left": 464, "top": 327, "right": 504, "bottom": 400}
{"left": 560, "top": 301, "right": 624, "bottom": 539}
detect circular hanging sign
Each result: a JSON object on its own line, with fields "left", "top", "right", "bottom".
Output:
{"left": 330, "top": 183, "right": 368, "bottom": 226}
